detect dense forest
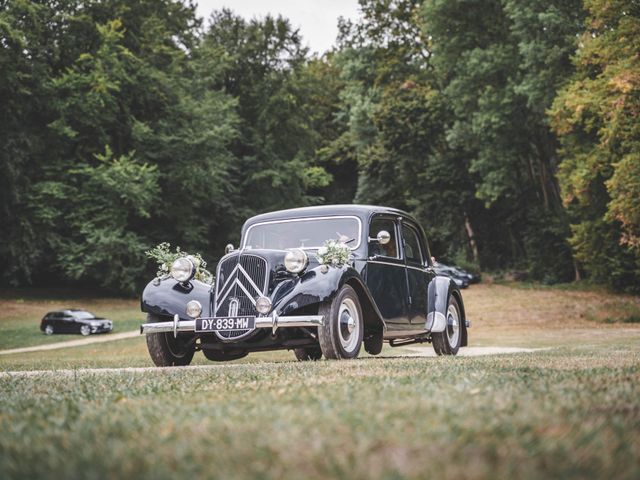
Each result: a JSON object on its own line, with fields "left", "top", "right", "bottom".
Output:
{"left": 1, "top": 0, "right": 639, "bottom": 294}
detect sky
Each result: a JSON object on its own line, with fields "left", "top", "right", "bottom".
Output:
{"left": 195, "top": 0, "right": 361, "bottom": 54}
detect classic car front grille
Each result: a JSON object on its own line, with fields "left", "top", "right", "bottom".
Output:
{"left": 214, "top": 253, "right": 268, "bottom": 340}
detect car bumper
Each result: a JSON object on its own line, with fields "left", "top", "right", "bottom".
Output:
{"left": 91, "top": 325, "right": 112, "bottom": 333}
{"left": 140, "top": 311, "right": 324, "bottom": 337}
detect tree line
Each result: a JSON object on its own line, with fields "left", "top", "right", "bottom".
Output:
{"left": 1, "top": 0, "right": 638, "bottom": 293}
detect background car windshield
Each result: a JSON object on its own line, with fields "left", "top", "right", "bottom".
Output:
{"left": 244, "top": 217, "right": 360, "bottom": 250}
{"left": 73, "top": 311, "right": 95, "bottom": 319}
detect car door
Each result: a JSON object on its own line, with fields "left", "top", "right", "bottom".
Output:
{"left": 401, "top": 221, "right": 430, "bottom": 327}
{"left": 50, "top": 313, "right": 64, "bottom": 331}
{"left": 365, "top": 215, "right": 411, "bottom": 330}
{"left": 59, "top": 314, "right": 76, "bottom": 333}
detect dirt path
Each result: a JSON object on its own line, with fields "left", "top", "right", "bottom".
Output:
{"left": 397, "top": 345, "right": 549, "bottom": 357}
{"left": 0, "top": 346, "right": 548, "bottom": 377}
{"left": 0, "top": 330, "right": 140, "bottom": 356}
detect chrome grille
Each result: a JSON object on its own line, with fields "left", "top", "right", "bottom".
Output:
{"left": 214, "top": 253, "right": 268, "bottom": 340}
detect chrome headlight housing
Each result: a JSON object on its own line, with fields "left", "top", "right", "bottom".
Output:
{"left": 186, "top": 300, "right": 202, "bottom": 318}
{"left": 170, "top": 257, "right": 195, "bottom": 282}
{"left": 284, "top": 249, "right": 308, "bottom": 274}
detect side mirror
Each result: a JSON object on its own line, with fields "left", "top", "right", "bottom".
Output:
{"left": 225, "top": 243, "right": 235, "bottom": 254}
{"left": 369, "top": 230, "right": 391, "bottom": 245}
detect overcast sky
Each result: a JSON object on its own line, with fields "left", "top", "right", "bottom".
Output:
{"left": 195, "top": 0, "right": 361, "bottom": 54}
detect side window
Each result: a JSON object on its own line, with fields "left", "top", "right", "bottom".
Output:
{"left": 369, "top": 217, "right": 399, "bottom": 259}
{"left": 402, "top": 224, "right": 423, "bottom": 264}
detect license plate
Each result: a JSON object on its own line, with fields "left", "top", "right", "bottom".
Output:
{"left": 195, "top": 316, "right": 255, "bottom": 332}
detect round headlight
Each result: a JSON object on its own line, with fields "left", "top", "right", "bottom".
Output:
{"left": 170, "top": 257, "right": 195, "bottom": 282}
{"left": 186, "top": 300, "right": 202, "bottom": 318}
{"left": 284, "top": 249, "right": 308, "bottom": 274}
{"left": 255, "top": 296, "right": 272, "bottom": 314}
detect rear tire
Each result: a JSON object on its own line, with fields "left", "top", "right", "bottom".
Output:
{"left": 293, "top": 346, "right": 322, "bottom": 361}
{"left": 432, "top": 295, "right": 462, "bottom": 356}
{"left": 44, "top": 325, "right": 54, "bottom": 335}
{"left": 145, "top": 314, "right": 195, "bottom": 367}
{"left": 317, "top": 285, "right": 363, "bottom": 359}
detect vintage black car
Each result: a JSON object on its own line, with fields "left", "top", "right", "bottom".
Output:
{"left": 140, "top": 205, "right": 469, "bottom": 366}
{"left": 40, "top": 310, "right": 113, "bottom": 336}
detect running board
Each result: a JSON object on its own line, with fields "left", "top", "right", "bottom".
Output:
{"left": 389, "top": 337, "right": 431, "bottom": 348}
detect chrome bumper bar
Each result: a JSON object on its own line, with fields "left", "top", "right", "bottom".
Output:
{"left": 140, "top": 311, "right": 324, "bottom": 337}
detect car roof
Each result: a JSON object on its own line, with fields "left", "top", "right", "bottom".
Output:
{"left": 242, "top": 204, "right": 412, "bottom": 233}
{"left": 47, "top": 309, "right": 90, "bottom": 315}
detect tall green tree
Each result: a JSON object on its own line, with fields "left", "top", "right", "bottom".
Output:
{"left": 332, "top": 1, "right": 478, "bottom": 261}
{"left": 550, "top": 0, "right": 640, "bottom": 291}
{"left": 422, "top": 0, "right": 585, "bottom": 278}
{"left": 1, "top": 0, "right": 238, "bottom": 292}
{"left": 201, "top": 10, "right": 332, "bottom": 235}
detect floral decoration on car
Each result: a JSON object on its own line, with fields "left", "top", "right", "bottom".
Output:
{"left": 317, "top": 239, "right": 352, "bottom": 267}
{"left": 146, "top": 242, "right": 214, "bottom": 284}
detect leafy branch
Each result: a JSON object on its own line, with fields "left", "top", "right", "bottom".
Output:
{"left": 145, "top": 242, "right": 214, "bottom": 284}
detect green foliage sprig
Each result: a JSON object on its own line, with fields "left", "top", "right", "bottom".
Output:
{"left": 317, "top": 240, "right": 352, "bottom": 267}
{"left": 145, "top": 243, "right": 214, "bottom": 284}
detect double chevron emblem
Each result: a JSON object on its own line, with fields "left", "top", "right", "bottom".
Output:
{"left": 215, "top": 262, "right": 264, "bottom": 314}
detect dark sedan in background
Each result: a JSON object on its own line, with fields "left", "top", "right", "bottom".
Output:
{"left": 432, "top": 260, "right": 481, "bottom": 289}
{"left": 40, "top": 310, "right": 113, "bottom": 336}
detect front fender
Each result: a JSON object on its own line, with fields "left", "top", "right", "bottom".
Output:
{"left": 427, "top": 275, "right": 465, "bottom": 335}
{"left": 141, "top": 278, "right": 213, "bottom": 322}
{"left": 272, "top": 265, "right": 386, "bottom": 332}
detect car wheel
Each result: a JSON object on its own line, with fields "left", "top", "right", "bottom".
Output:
{"left": 202, "top": 349, "right": 248, "bottom": 362}
{"left": 293, "top": 346, "right": 322, "bottom": 361}
{"left": 44, "top": 325, "right": 54, "bottom": 335}
{"left": 145, "top": 314, "right": 195, "bottom": 367}
{"left": 364, "top": 332, "right": 383, "bottom": 355}
{"left": 80, "top": 325, "right": 91, "bottom": 336}
{"left": 432, "top": 295, "right": 462, "bottom": 356}
{"left": 317, "top": 285, "right": 363, "bottom": 360}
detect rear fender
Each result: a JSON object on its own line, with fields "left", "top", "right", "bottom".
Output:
{"left": 141, "top": 278, "right": 213, "bottom": 321}
{"left": 273, "top": 266, "right": 386, "bottom": 333}
{"left": 427, "top": 276, "right": 467, "bottom": 345}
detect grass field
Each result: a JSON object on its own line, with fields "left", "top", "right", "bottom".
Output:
{"left": 1, "top": 283, "right": 639, "bottom": 479}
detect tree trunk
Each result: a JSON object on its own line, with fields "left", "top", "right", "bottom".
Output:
{"left": 464, "top": 212, "right": 480, "bottom": 265}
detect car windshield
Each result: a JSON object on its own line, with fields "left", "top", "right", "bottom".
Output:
{"left": 243, "top": 216, "right": 361, "bottom": 250}
{"left": 73, "top": 311, "right": 95, "bottom": 320}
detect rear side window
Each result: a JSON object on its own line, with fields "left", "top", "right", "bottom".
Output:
{"left": 369, "top": 217, "right": 399, "bottom": 259}
{"left": 402, "top": 224, "right": 424, "bottom": 264}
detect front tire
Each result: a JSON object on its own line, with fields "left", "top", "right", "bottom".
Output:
{"left": 432, "top": 295, "right": 462, "bottom": 356}
{"left": 145, "top": 314, "right": 195, "bottom": 367}
{"left": 80, "top": 325, "right": 91, "bottom": 336}
{"left": 317, "top": 285, "right": 363, "bottom": 359}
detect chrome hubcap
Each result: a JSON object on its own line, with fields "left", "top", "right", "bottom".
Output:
{"left": 338, "top": 298, "right": 360, "bottom": 352}
{"left": 446, "top": 304, "right": 460, "bottom": 348}
{"left": 345, "top": 315, "right": 356, "bottom": 333}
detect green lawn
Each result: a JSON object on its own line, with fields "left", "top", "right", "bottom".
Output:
{"left": 1, "top": 283, "right": 639, "bottom": 479}
{"left": 1, "top": 342, "right": 639, "bottom": 479}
